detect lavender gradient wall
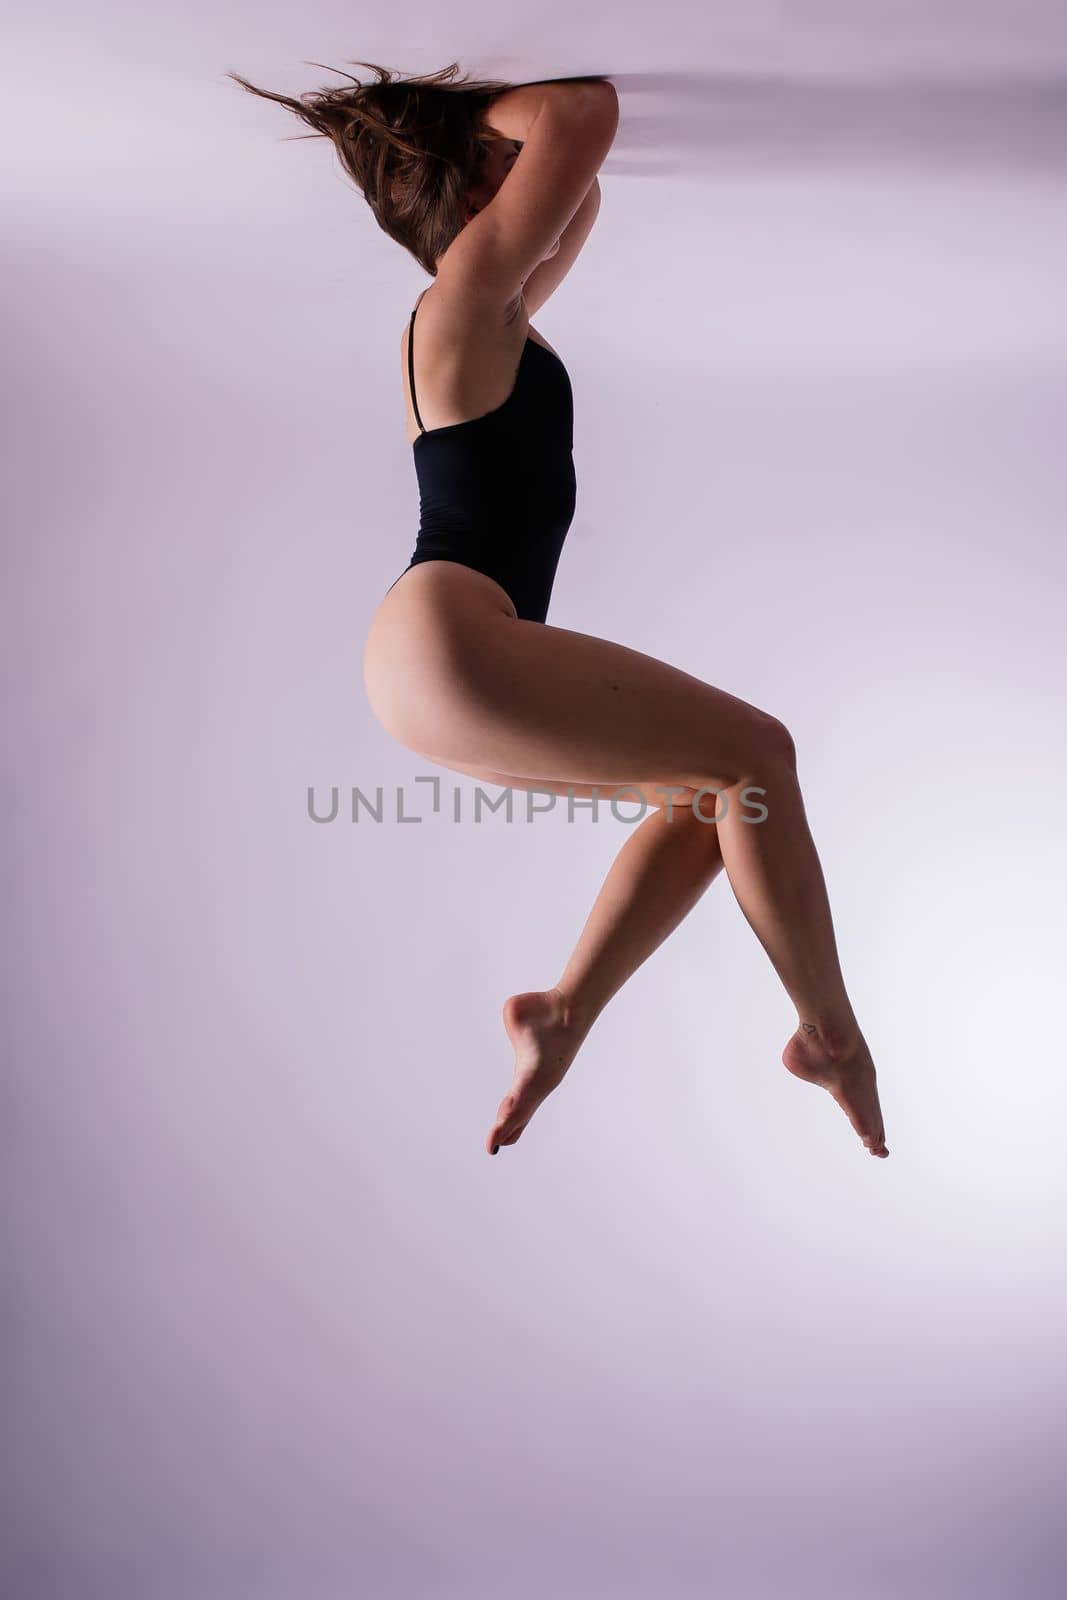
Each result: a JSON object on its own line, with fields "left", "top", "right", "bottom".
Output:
{"left": 4, "top": 5, "right": 1066, "bottom": 1597}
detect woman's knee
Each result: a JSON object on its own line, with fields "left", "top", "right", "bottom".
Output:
{"left": 714, "top": 711, "right": 796, "bottom": 787}
{"left": 760, "top": 713, "right": 797, "bottom": 771}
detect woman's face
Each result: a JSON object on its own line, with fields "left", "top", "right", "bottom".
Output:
{"left": 465, "top": 138, "right": 560, "bottom": 262}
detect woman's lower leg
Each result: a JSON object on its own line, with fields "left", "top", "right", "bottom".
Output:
{"left": 552, "top": 800, "right": 726, "bottom": 1041}
{"left": 482, "top": 745, "right": 884, "bottom": 1158}
{"left": 712, "top": 749, "right": 861, "bottom": 1050}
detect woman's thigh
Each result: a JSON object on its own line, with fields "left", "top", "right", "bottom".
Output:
{"left": 364, "top": 568, "right": 792, "bottom": 794}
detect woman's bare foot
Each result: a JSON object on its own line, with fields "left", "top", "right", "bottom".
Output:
{"left": 781, "top": 1022, "right": 890, "bottom": 1158}
{"left": 486, "top": 987, "right": 588, "bottom": 1155}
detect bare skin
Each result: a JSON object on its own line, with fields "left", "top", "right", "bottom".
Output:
{"left": 365, "top": 94, "right": 888, "bottom": 1165}
{"left": 494, "top": 992, "right": 885, "bottom": 1160}
{"left": 485, "top": 805, "right": 886, "bottom": 1161}
{"left": 363, "top": 562, "right": 889, "bottom": 1163}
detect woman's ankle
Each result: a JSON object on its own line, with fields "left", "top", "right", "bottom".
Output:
{"left": 550, "top": 984, "right": 598, "bottom": 1037}
{"left": 796, "top": 1011, "right": 862, "bottom": 1059}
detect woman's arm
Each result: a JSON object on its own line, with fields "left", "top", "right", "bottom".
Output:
{"left": 480, "top": 77, "right": 616, "bottom": 144}
{"left": 521, "top": 177, "right": 601, "bottom": 317}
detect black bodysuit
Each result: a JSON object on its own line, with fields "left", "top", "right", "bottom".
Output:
{"left": 387, "top": 292, "right": 577, "bottom": 624}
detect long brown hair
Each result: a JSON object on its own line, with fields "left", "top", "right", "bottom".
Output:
{"left": 226, "top": 59, "right": 513, "bottom": 277}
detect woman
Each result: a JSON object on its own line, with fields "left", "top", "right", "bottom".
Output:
{"left": 230, "top": 61, "right": 889, "bottom": 1162}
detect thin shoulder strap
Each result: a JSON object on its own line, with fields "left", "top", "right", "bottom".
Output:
{"left": 407, "top": 296, "right": 426, "bottom": 434}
